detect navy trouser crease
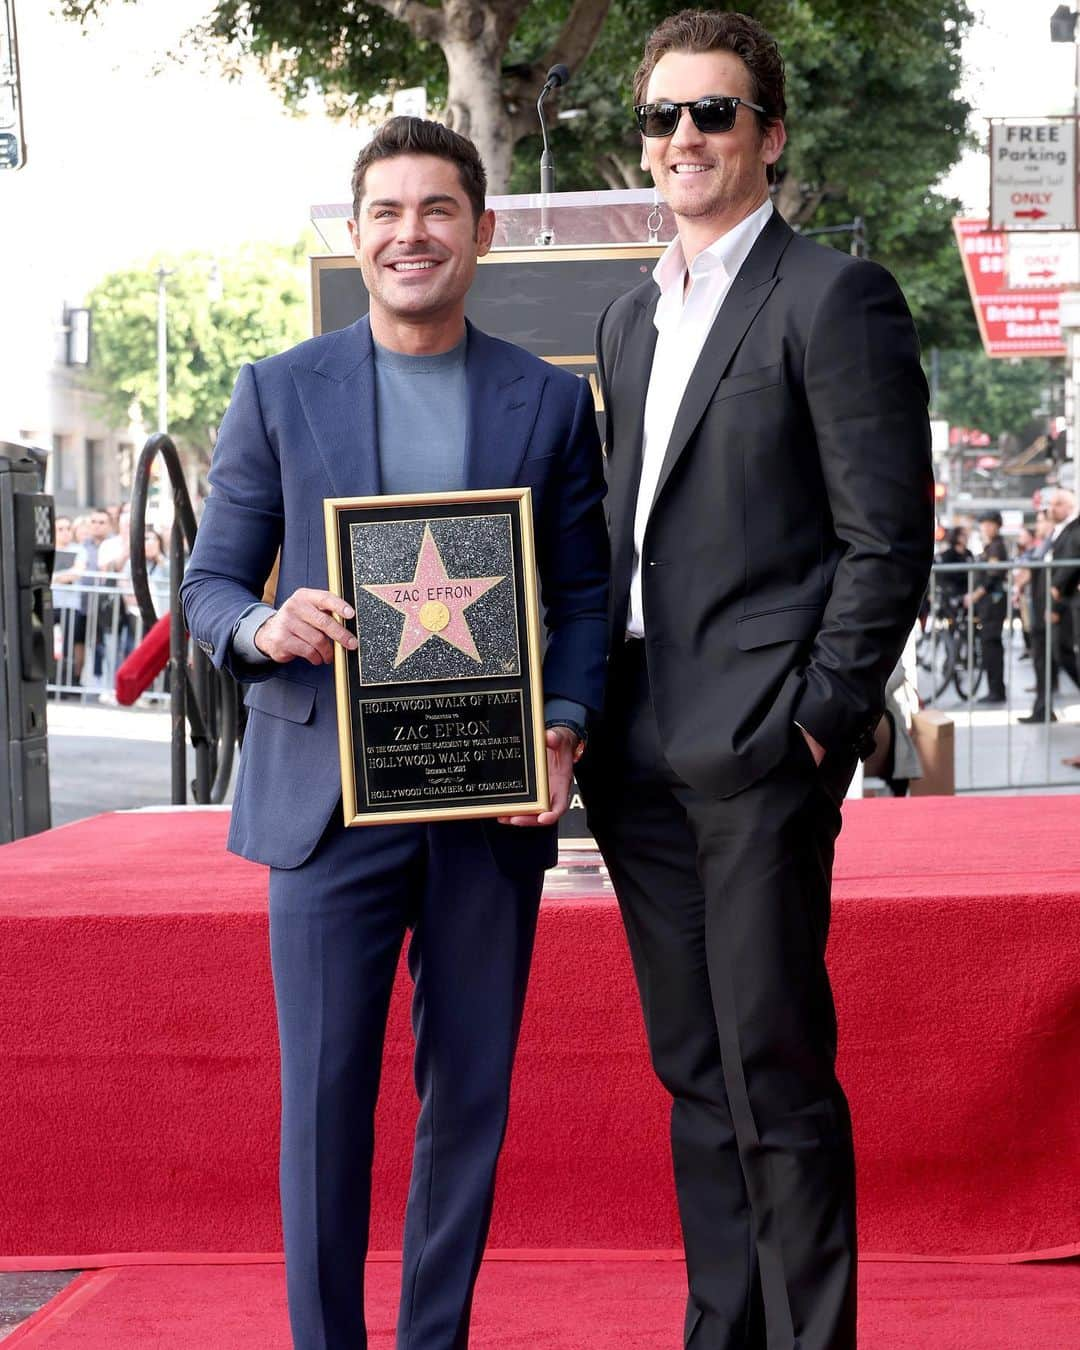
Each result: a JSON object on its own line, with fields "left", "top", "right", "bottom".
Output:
{"left": 269, "top": 815, "right": 542, "bottom": 1350}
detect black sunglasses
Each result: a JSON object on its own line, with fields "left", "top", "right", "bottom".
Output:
{"left": 634, "top": 95, "right": 765, "bottom": 138}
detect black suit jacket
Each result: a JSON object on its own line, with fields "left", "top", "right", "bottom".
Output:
{"left": 594, "top": 210, "right": 933, "bottom": 798}
{"left": 1036, "top": 517, "right": 1080, "bottom": 618}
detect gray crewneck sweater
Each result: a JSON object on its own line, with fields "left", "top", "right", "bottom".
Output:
{"left": 228, "top": 333, "right": 585, "bottom": 738}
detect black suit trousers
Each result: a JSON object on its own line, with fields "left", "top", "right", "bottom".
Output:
{"left": 581, "top": 641, "right": 858, "bottom": 1350}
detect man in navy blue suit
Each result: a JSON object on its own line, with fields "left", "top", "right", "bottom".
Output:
{"left": 181, "top": 117, "right": 608, "bottom": 1350}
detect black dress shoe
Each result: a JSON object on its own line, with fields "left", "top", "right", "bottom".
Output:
{"left": 977, "top": 694, "right": 1006, "bottom": 705}
{"left": 1018, "top": 711, "right": 1057, "bottom": 723}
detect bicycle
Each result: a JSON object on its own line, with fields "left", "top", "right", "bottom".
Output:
{"left": 916, "top": 593, "right": 984, "bottom": 701}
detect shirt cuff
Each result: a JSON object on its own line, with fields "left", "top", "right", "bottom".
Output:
{"left": 231, "top": 603, "right": 277, "bottom": 672}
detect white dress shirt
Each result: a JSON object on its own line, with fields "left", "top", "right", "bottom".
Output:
{"left": 627, "top": 197, "right": 773, "bottom": 638}
{"left": 1045, "top": 512, "right": 1078, "bottom": 558}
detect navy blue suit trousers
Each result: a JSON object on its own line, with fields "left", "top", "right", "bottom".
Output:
{"left": 269, "top": 816, "right": 543, "bottom": 1350}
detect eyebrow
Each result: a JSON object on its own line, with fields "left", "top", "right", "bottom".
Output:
{"left": 365, "top": 194, "right": 461, "bottom": 211}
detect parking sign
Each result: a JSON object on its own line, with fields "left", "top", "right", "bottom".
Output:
{"left": 989, "top": 118, "right": 1078, "bottom": 231}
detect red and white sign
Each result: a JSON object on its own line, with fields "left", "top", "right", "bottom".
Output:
{"left": 989, "top": 118, "right": 1077, "bottom": 231}
{"left": 953, "top": 217, "right": 1066, "bottom": 359}
{"left": 1007, "top": 232, "right": 1080, "bottom": 289}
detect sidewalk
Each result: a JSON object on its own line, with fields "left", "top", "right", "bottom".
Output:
{"left": 43, "top": 688, "right": 1080, "bottom": 827}
{"left": 923, "top": 636, "right": 1080, "bottom": 793}
{"left": 46, "top": 700, "right": 230, "bottom": 827}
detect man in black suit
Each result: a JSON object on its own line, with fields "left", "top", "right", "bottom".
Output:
{"left": 965, "top": 510, "right": 1009, "bottom": 704}
{"left": 577, "top": 12, "right": 933, "bottom": 1349}
{"left": 1026, "top": 486, "right": 1080, "bottom": 723}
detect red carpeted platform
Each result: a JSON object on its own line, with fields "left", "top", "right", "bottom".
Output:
{"left": 5, "top": 1259, "right": 1080, "bottom": 1349}
{"left": 1, "top": 798, "right": 1079, "bottom": 1265}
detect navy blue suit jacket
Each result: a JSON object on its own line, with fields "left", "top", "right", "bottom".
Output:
{"left": 181, "top": 318, "right": 609, "bottom": 870}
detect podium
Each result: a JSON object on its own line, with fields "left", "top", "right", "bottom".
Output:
{"left": 309, "top": 187, "right": 674, "bottom": 371}
{"left": 309, "top": 190, "right": 671, "bottom": 844}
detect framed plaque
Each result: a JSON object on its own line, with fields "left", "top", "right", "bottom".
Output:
{"left": 324, "top": 488, "right": 549, "bottom": 826}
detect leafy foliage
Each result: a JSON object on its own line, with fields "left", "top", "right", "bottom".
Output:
{"left": 933, "top": 350, "right": 1065, "bottom": 443}
{"left": 82, "top": 241, "right": 309, "bottom": 471}
{"left": 62, "top": 0, "right": 978, "bottom": 348}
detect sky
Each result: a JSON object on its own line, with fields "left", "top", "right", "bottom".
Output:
{"left": 0, "top": 0, "right": 1076, "bottom": 421}
{"left": 941, "top": 0, "right": 1079, "bottom": 210}
{"left": 2, "top": 0, "right": 1075, "bottom": 290}
{"left": 3, "top": 0, "right": 364, "bottom": 300}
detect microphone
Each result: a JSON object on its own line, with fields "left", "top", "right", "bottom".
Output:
{"left": 536, "top": 64, "right": 570, "bottom": 243}
{"left": 543, "top": 63, "right": 570, "bottom": 94}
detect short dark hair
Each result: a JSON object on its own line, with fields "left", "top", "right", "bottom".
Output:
{"left": 634, "top": 10, "right": 786, "bottom": 182}
{"left": 351, "top": 116, "right": 488, "bottom": 224}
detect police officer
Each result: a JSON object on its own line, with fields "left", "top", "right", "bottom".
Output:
{"left": 965, "top": 509, "right": 1008, "bottom": 704}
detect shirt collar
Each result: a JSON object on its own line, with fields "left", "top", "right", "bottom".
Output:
{"left": 652, "top": 197, "right": 773, "bottom": 300}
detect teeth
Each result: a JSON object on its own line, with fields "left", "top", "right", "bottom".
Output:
{"left": 393, "top": 260, "right": 437, "bottom": 271}
{"left": 673, "top": 164, "right": 709, "bottom": 174}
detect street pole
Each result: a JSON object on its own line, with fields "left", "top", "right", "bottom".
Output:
{"left": 1051, "top": 8, "right": 1080, "bottom": 494}
{"left": 156, "top": 265, "right": 170, "bottom": 435}
{"left": 1072, "top": 43, "right": 1080, "bottom": 500}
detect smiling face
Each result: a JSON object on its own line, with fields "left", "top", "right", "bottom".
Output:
{"left": 348, "top": 153, "right": 495, "bottom": 352}
{"left": 642, "top": 49, "right": 784, "bottom": 255}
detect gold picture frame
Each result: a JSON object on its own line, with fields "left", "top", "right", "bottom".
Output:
{"left": 324, "top": 487, "right": 549, "bottom": 826}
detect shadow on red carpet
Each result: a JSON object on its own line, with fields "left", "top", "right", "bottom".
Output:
{"left": 5, "top": 1258, "right": 1079, "bottom": 1349}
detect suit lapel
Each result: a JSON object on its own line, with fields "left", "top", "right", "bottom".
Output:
{"left": 291, "top": 318, "right": 381, "bottom": 499}
{"left": 463, "top": 323, "right": 536, "bottom": 489}
{"left": 608, "top": 294, "right": 659, "bottom": 616}
{"left": 651, "top": 211, "right": 791, "bottom": 507}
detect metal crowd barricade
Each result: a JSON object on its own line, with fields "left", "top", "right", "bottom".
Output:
{"left": 49, "top": 433, "right": 238, "bottom": 805}
{"left": 49, "top": 570, "right": 170, "bottom": 703}
{"left": 128, "top": 433, "right": 237, "bottom": 805}
{"left": 922, "top": 557, "right": 1080, "bottom": 792}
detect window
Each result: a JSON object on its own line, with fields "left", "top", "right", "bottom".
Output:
{"left": 52, "top": 434, "right": 78, "bottom": 495}
{"left": 85, "top": 439, "right": 107, "bottom": 507}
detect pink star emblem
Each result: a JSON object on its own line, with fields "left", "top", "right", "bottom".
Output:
{"left": 362, "top": 524, "right": 506, "bottom": 667}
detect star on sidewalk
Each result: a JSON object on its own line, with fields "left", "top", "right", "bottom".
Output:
{"left": 361, "top": 524, "right": 506, "bottom": 667}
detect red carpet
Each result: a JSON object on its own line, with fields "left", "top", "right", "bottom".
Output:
{"left": 5, "top": 1259, "right": 1079, "bottom": 1348}
{"left": 1, "top": 798, "right": 1079, "bottom": 1262}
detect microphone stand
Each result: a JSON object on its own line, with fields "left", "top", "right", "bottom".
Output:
{"left": 536, "top": 66, "right": 567, "bottom": 245}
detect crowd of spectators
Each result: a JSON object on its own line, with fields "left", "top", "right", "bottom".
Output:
{"left": 932, "top": 488, "right": 1080, "bottom": 727}
{"left": 51, "top": 501, "right": 171, "bottom": 696}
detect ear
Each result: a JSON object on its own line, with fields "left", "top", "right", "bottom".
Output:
{"left": 346, "top": 217, "right": 362, "bottom": 260}
{"left": 475, "top": 207, "right": 497, "bottom": 257}
{"left": 640, "top": 135, "right": 650, "bottom": 175}
{"left": 761, "top": 118, "right": 786, "bottom": 168}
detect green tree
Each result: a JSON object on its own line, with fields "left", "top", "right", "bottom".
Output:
{"left": 508, "top": 0, "right": 976, "bottom": 344}
{"left": 63, "top": 1, "right": 975, "bottom": 341}
{"left": 83, "top": 241, "right": 308, "bottom": 479}
{"left": 933, "top": 350, "right": 1065, "bottom": 443}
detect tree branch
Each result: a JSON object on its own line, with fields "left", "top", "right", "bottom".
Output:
{"left": 503, "top": 0, "right": 614, "bottom": 109}
{"left": 544, "top": 0, "right": 614, "bottom": 74}
{"left": 490, "top": 0, "right": 534, "bottom": 48}
{"left": 594, "top": 157, "right": 625, "bottom": 192}
{"left": 364, "top": 0, "right": 446, "bottom": 45}
{"left": 774, "top": 178, "right": 835, "bottom": 227}
{"left": 612, "top": 154, "right": 647, "bottom": 189}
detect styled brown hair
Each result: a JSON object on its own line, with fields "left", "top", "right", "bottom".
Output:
{"left": 350, "top": 116, "right": 488, "bottom": 224}
{"left": 634, "top": 10, "right": 786, "bottom": 181}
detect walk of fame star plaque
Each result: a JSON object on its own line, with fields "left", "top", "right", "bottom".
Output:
{"left": 324, "top": 488, "right": 549, "bottom": 825}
